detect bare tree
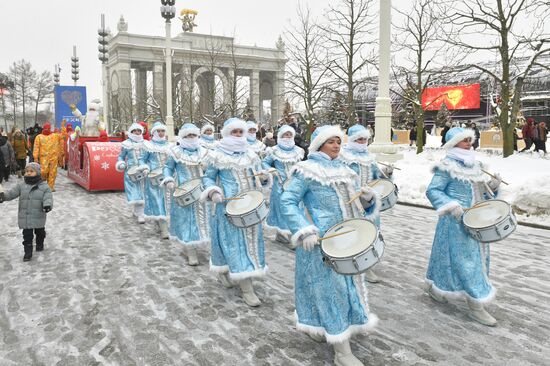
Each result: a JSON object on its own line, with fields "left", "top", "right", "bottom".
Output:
{"left": 393, "top": 0, "right": 452, "bottom": 153}
{"left": 445, "top": 0, "right": 550, "bottom": 157}
{"left": 9, "top": 59, "right": 37, "bottom": 131}
{"left": 321, "top": 0, "right": 377, "bottom": 126}
{"left": 30, "top": 71, "right": 53, "bottom": 125}
{"left": 285, "top": 4, "right": 330, "bottom": 140}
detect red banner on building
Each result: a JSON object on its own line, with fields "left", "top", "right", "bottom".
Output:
{"left": 421, "top": 84, "right": 480, "bottom": 110}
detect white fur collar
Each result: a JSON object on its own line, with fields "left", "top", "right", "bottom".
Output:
{"left": 339, "top": 148, "right": 377, "bottom": 166}
{"left": 432, "top": 157, "right": 489, "bottom": 183}
{"left": 267, "top": 146, "right": 304, "bottom": 163}
{"left": 203, "top": 148, "right": 260, "bottom": 170}
{"left": 291, "top": 159, "right": 358, "bottom": 187}
{"left": 170, "top": 145, "right": 204, "bottom": 165}
{"left": 248, "top": 140, "right": 266, "bottom": 152}
{"left": 142, "top": 140, "right": 172, "bottom": 153}
{"left": 121, "top": 139, "right": 142, "bottom": 149}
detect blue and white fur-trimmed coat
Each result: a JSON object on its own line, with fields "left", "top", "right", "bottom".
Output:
{"left": 201, "top": 148, "right": 269, "bottom": 280}
{"left": 138, "top": 139, "right": 171, "bottom": 220}
{"left": 280, "top": 154, "right": 380, "bottom": 344}
{"left": 163, "top": 145, "right": 210, "bottom": 246}
{"left": 261, "top": 145, "right": 304, "bottom": 235}
{"left": 116, "top": 140, "right": 144, "bottom": 205}
{"left": 425, "top": 157, "right": 496, "bottom": 303}
{"left": 339, "top": 147, "right": 387, "bottom": 227}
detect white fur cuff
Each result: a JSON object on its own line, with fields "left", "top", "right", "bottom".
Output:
{"left": 291, "top": 225, "right": 320, "bottom": 248}
{"left": 161, "top": 177, "right": 174, "bottom": 186}
{"left": 115, "top": 161, "right": 126, "bottom": 172}
{"left": 200, "top": 186, "right": 222, "bottom": 202}
{"left": 436, "top": 201, "right": 462, "bottom": 216}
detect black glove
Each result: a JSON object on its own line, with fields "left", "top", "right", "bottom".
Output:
{"left": 43, "top": 206, "right": 51, "bottom": 213}
{"left": 0, "top": 192, "right": 4, "bottom": 203}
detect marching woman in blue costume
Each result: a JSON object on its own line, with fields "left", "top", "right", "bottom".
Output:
{"left": 199, "top": 123, "right": 218, "bottom": 150}
{"left": 116, "top": 123, "right": 146, "bottom": 224}
{"left": 163, "top": 123, "right": 210, "bottom": 266}
{"left": 339, "top": 124, "right": 393, "bottom": 283}
{"left": 137, "top": 122, "right": 172, "bottom": 239}
{"left": 281, "top": 125, "right": 380, "bottom": 366}
{"left": 426, "top": 127, "right": 501, "bottom": 326}
{"left": 245, "top": 121, "right": 266, "bottom": 156}
{"left": 261, "top": 125, "right": 304, "bottom": 243}
{"left": 201, "top": 117, "right": 272, "bottom": 307}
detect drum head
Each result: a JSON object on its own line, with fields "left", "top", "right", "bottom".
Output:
{"left": 128, "top": 166, "right": 140, "bottom": 175}
{"left": 322, "top": 218, "right": 377, "bottom": 258}
{"left": 463, "top": 200, "right": 510, "bottom": 229}
{"left": 226, "top": 190, "right": 264, "bottom": 214}
{"left": 368, "top": 179, "right": 394, "bottom": 199}
{"left": 149, "top": 168, "right": 163, "bottom": 177}
{"left": 180, "top": 179, "right": 202, "bottom": 192}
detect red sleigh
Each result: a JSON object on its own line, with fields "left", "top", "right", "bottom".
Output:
{"left": 67, "top": 135, "right": 125, "bottom": 191}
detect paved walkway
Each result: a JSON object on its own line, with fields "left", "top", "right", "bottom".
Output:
{"left": 0, "top": 173, "right": 549, "bottom": 366}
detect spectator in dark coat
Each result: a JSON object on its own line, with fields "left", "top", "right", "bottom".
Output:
{"left": 441, "top": 122, "right": 451, "bottom": 146}
{"left": 470, "top": 123, "right": 481, "bottom": 150}
{"left": 409, "top": 125, "right": 417, "bottom": 146}
{"left": 0, "top": 134, "right": 15, "bottom": 183}
{"left": 0, "top": 162, "right": 53, "bottom": 261}
{"left": 535, "top": 121, "right": 548, "bottom": 154}
{"left": 520, "top": 118, "right": 536, "bottom": 152}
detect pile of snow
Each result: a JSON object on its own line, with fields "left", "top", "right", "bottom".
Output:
{"left": 391, "top": 144, "right": 550, "bottom": 226}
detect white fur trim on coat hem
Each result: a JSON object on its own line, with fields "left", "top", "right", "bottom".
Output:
{"left": 295, "top": 311, "right": 378, "bottom": 344}
{"left": 128, "top": 200, "right": 145, "bottom": 206}
{"left": 200, "top": 186, "right": 223, "bottom": 202}
{"left": 228, "top": 266, "right": 268, "bottom": 281}
{"left": 170, "top": 235, "right": 210, "bottom": 247}
{"left": 144, "top": 214, "right": 168, "bottom": 221}
{"left": 210, "top": 261, "right": 230, "bottom": 274}
{"left": 291, "top": 225, "right": 320, "bottom": 248}
{"left": 425, "top": 279, "right": 496, "bottom": 304}
{"left": 436, "top": 200, "right": 461, "bottom": 216}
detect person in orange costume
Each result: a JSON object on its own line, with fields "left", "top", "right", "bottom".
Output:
{"left": 33, "top": 122, "right": 60, "bottom": 191}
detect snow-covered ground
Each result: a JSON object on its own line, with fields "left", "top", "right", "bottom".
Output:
{"left": 392, "top": 135, "right": 550, "bottom": 227}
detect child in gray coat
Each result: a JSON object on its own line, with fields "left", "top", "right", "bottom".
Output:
{"left": 0, "top": 162, "right": 53, "bottom": 261}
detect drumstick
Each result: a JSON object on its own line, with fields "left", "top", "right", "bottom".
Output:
{"left": 318, "top": 229, "right": 356, "bottom": 242}
{"left": 464, "top": 202, "right": 490, "bottom": 212}
{"left": 224, "top": 197, "right": 244, "bottom": 201}
{"left": 481, "top": 169, "right": 509, "bottom": 185}
{"left": 346, "top": 192, "right": 363, "bottom": 205}
{"left": 378, "top": 161, "right": 402, "bottom": 171}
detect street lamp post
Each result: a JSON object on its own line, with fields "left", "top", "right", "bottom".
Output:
{"left": 71, "top": 46, "right": 79, "bottom": 86}
{"left": 370, "top": 0, "right": 401, "bottom": 161}
{"left": 98, "top": 14, "right": 111, "bottom": 132}
{"left": 160, "top": 0, "right": 176, "bottom": 139}
{"left": 53, "top": 64, "right": 61, "bottom": 85}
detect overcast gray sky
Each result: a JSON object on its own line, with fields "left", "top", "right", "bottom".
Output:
{"left": 0, "top": 0, "right": 419, "bottom": 100}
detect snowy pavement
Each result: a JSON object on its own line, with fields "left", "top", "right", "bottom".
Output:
{"left": 0, "top": 173, "right": 549, "bottom": 366}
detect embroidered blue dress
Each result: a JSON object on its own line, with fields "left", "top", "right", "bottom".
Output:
{"left": 201, "top": 149, "right": 268, "bottom": 280}
{"left": 261, "top": 145, "right": 304, "bottom": 235}
{"left": 280, "top": 154, "right": 380, "bottom": 344}
{"left": 163, "top": 145, "right": 210, "bottom": 246}
{"left": 425, "top": 156, "right": 496, "bottom": 303}
{"left": 138, "top": 139, "right": 171, "bottom": 220}
{"left": 116, "top": 139, "right": 144, "bottom": 205}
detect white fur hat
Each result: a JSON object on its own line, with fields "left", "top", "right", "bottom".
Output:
{"left": 277, "top": 125, "right": 296, "bottom": 140}
{"left": 150, "top": 121, "right": 167, "bottom": 135}
{"left": 308, "top": 125, "right": 344, "bottom": 154}
{"left": 201, "top": 123, "right": 214, "bottom": 134}
{"left": 88, "top": 102, "right": 100, "bottom": 111}
{"left": 128, "top": 122, "right": 144, "bottom": 134}
{"left": 442, "top": 127, "right": 476, "bottom": 149}
{"left": 221, "top": 117, "right": 247, "bottom": 138}
{"left": 246, "top": 121, "right": 259, "bottom": 131}
{"left": 347, "top": 124, "right": 371, "bottom": 142}
{"left": 178, "top": 123, "right": 200, "bottom": 138}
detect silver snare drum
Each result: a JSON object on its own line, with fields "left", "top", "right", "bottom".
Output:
{"left": 369, "top": 179, "right": 398, "bottom": 211}
{"left": 173, "top": 179, "right": 203, "bottom": 207}
{"left": 462, "top": 199, "right": 517, "bottom": 243}
{"left": 148, "top": 168, "right": 164, "bottom": 186}
{"left": 127, "top": 166, "right": 146, "bottom": 183}
{"left": 321, "top": 218, "right": 385, "bottom": 275}
{"left": 225, "top": 190, "right": 268, "bottom": 228}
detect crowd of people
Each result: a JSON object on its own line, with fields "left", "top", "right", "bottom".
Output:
{"left": 0, "top": 115, "right": 509, "bottom": 365}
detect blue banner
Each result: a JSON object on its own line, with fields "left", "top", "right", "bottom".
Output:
{"left": 54, "top": 85, "right": 87, "bottom": 129}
